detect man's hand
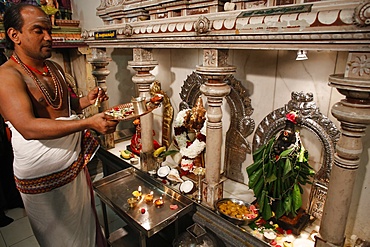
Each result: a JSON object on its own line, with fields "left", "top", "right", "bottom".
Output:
{"left": 89, "top": 112, "right": 118, "bottom": 134}
{"left": 87, "top": 87, "right": 109, "bottom": 106}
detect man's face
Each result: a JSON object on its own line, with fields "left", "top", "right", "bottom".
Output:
{"left": 18, "top": 7, "right": 53, "bottom": 60}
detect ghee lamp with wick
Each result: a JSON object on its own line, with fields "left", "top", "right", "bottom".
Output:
{"left": 132, "top": 186, "right": 142, "bottom": 199}
{"left": 154, "top": 196, "right": 164, "bottom": 207}
{"left": 127, "top": 197, "right": 138, "bottom": 208}
{"left": 145, "top": 191, "right": 154, "bottom": 203}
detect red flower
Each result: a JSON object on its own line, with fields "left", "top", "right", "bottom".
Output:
{"left": 286, "top": 112, "right": 297, "bottom": 124}
{"left": 197, "top": 133, "right": 206, "bottom": 142}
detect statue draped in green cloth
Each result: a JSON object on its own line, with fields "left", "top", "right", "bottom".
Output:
{"left": 40, "top": 0, "right": 59, "bottom": 26}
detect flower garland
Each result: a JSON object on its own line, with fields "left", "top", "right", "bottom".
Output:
{"left": 174, "top": 109, "right": 206, "bottom": 171}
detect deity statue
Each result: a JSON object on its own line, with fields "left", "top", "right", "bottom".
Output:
{"left": 174, "top": 96, "right": 207, "bottom": 172}
{"left": 40, "top": 0, "right": 59, "bottom": 26}
{"left": 272, "top": 111, "right": 298, "bottom": 155}
{"left": 130, "top": 118, "right": 161, "bottom": 155}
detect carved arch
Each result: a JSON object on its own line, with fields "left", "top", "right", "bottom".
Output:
{"left": 252, "top": 91, "right": 341, "bottom": 219}
{"left": 180, "top": 72, "right": 255, "bottom": 183}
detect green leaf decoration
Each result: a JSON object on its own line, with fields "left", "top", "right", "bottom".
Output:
{"left": 258, "top": 191, "right": 266, "bottom": 212}
{"left": 252, "top": 143, "right": 266, "bottom": 161}
{"left": 253, "top": 178, "right": 264, "bottom": 199}
{"left": 159, "top": 149, "right": 179, "bottom": 158}
{"left": 293, "top": 184, "right": 302, "bottom": 211}
{"left": 265, "top": 173, "right": 277, "bottom": 183}
{"left": 262, "top": 191, "right": 273, "bottom": 220}
{"left": 283, "top": 158, "right": 292, "bottom": 177}
{"left": 279, "top": 147, "right": 294, "bottom": 157}
{"left": 248, "top": 168, "right": 263, "bottom": 188}
{"left": 275, "top": 200, "right": 285, "bottom": 219}
{"left": 247, "top": 131, "right": 315, "bottom": 220}
{"left": 298, "top": 145, "right": 306, "bottom": 162}
{"left": 283, "top": 195, "right": 292, "bottom": 214}
{"left": 246, "top": 158, "right": 263, "bottom": 177}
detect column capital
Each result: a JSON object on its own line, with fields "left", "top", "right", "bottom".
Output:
{"left": 196, "top": 49, "right": 236, "bottom": 79}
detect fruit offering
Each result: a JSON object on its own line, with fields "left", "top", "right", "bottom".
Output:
{"left": 217, "top": 200, "right": 258, "bottom": 221}
{"left": 120, "top": 150, "right": 134, "bottom": 160}
{"left": 105, "top": 105, "right": 134, "bottom": 119}
{"left": 153, "top": 146, "right": 166, "bottom": 158}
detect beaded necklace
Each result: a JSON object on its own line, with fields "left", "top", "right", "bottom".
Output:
{"left": 11, "top": 53, "right": 63, "bottom": 110}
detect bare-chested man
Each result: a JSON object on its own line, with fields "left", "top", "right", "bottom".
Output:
{"left": 0, "top": 3, "right": 117, "bottom": 246}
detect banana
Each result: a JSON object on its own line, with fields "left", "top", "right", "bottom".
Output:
{"left": 120, "top": 150, "right": 132, "bottom": 159}
{"left": 153, "top": 146, "right": 166, "bottom": 158}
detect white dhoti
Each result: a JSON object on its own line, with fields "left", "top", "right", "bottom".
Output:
{"left": 21, "top": 170, "right": 96, "bottom": 247}
{"left": 7, "top": 116, "right": 105, "bottom": 247}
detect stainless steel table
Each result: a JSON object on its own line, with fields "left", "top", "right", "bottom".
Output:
{"left": 93, "top": 167, "right": 194, "bottom": 247}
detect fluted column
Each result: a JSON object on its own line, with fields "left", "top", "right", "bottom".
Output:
{"left": 128, "top": 48, "right": 158, "bottom": 172}
{"left": 316, "top": 52, "right": 370, "bottom": 247}
{"left": 197, "top": 49, "right": 235, "bottom": 208}
{"left": 89, "top": 48, "right": 114, "bottom": 149}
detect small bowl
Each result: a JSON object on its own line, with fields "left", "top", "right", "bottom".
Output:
{"left": 144, "top": 193, "right": 154, "bottom": 203}
{"left": 215, "top": 198, "right": 259, "bottom": 225}
{"left": 154, "top": 198, "right": 164, "bottom": 207}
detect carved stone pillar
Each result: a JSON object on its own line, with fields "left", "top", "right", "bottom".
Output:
{"left": 128, "top": 48, "right": 158, "bottom": 172}
{"left": 316, "top": 52, "right": 370, "bottom": 247}
{"left": 196, "top": 49, "right": 236, "bottom": 208}
{"left": 89, "top": 48, "right": 114, "bottom": 149}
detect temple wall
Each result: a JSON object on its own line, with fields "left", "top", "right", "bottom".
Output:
{"left": 71, "top": 0, "right": 370, "bottom": 242}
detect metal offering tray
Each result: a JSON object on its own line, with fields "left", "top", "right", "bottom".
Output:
{"left": 93, "top": 167, "right": 194, "bottom": 238}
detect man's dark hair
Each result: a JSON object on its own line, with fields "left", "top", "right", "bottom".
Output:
{"left": 3, "top": 4, "right": 35, "bottom": 50}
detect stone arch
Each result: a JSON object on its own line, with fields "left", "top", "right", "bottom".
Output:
{"left": 180, "top": 72, "right": 255, "bottom": 183}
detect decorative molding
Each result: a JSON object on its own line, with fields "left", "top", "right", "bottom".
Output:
{"left": 195, "top": 16, "right": 211, "bottom": 34}
{"left": 84, "top": 0, "right": 370, "bottom": 51}
{"left": 353, "top": 1, "right": 370, "bottom": 27}
{"left": 345, "top": 52, "right": 370, "bottom": 79}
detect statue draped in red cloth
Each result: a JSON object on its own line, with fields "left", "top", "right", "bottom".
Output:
{"left": 130, "top": 118, "right": 161, "bottom": 155}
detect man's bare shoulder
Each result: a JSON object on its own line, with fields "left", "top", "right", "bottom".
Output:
{"left": 0, "top": 61, "right": 24, "bottom": 86}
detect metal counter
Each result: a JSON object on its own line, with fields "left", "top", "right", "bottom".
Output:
{"left": 93, "top": 166, "right": 194, "bottom": 246}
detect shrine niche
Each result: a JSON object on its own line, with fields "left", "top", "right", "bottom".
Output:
{"left": 252, "top": 91, "right": 340, "bottom": 220}
{"left": 179, "top": 72, "right": 254, "bottom": 183}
